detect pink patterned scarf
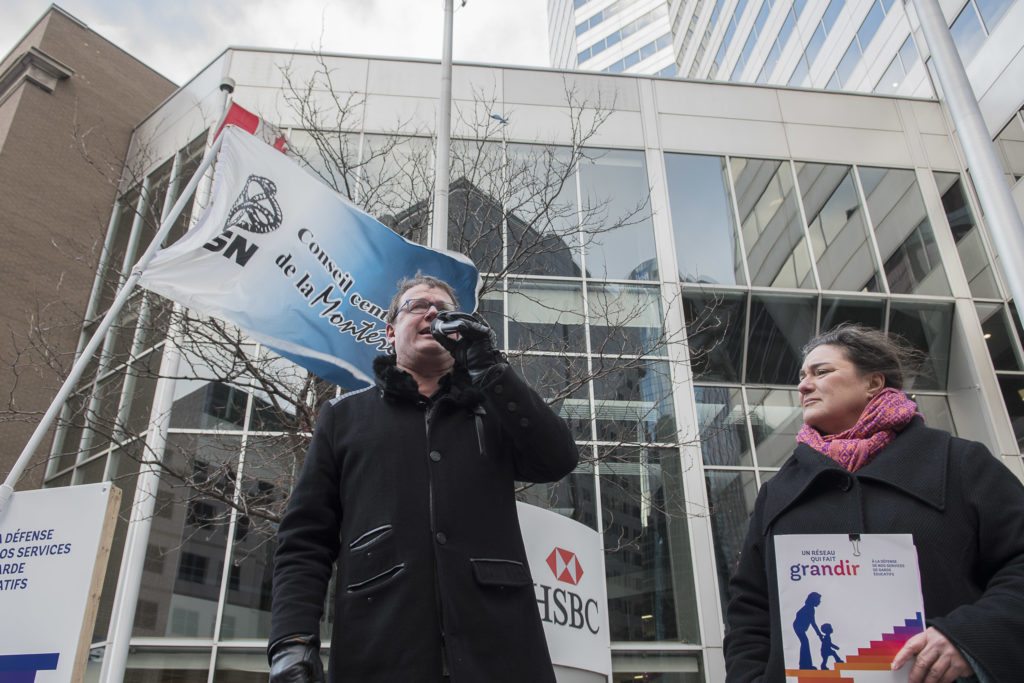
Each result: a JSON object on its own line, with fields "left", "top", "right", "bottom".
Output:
{"left": 796, "top": 388, "right": 920, "bottom": 472}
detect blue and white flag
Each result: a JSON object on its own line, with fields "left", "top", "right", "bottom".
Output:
{"left": 138, "top": 126, "right": 480, "bottom": 388}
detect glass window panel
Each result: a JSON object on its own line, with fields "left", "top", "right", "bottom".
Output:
{"left": 1011, "top": 302, "right": 1024, "bottom": 345}
{"left": 221, "top": 434, "right": 305, "bottom": 639}
{"left": 54, "top": 391, "right": 89, "bottom": 472}
{"left": 612, "top": 652, "right": 702, "bottom": 682}
{"left": 797, "top": 163, "right": 880, "bottom": 292}
{"left": 911, "top": 394, "right": 956, "bottom": 435}
{"left": 588, "top": 284, "right": 665, "bottom": 356}
{"left": 695, "top": 386, "right": 752, "bottom": 467}
{"left": 286, "top": 129, "right": 361, "bottom": 200}
{"left": 360, "top": 135, "right": 434, "bottom": 245}
{"left": 447, "top": 140, "right": 505, "bottom": 273}
{"left": 888, "top": 301, "right": 953, "bottom": 390}
{"left": 592, "top": 359, "right": 676, "bottom": 443}
{"left": 97, "top": 191, "right": 141, "bottom": 318}
{"left": 934, "top": 171, "right": 1000, "bottom": 298}
{"left": 78, "top": 455, "right": 107, "bottom": 484}
{"left": 788, "top": 54, "right": 810, "bottom": 87}
{"left": 169, "top": 336, "right": 261, "bottom": 429}
{"left": 806, "top": 24, "right": 826, "bottom": 65}
{"left": 682, "top": 290, "right": 746, "bottom": 382}
{"left": 976, "top": 303, "right": 1023, "bottom": 371}
{"left": 517, "top": 468, "right": 598, "bottom": 529}
{"left": 836, "top": 42, "right": 862, "bottom": 88}
{"left": 874, "top": 53, "right": 908, "bottom": 94}
{"left": 822, "top": 0, "right": 845, "bottom": 31}
{"left": 731, "top": 158, "right": 813, "bottom": 289}
{"left": 124, "top": 348, "right": 158, "bottom": 436}
{"left": 506, "top": 144, "right": 583, "bottom": 276}
{"left": 860, "top": 167, "right": 951, "bottom": 296}
{"left": 746, "top": 294, "right": 817, "bottom": 385}
{"left": 950, "top": 4, "right": 986, "bottom": 63}
{"left": 994, "top": 112, "right": 1024, "bottom": 182}
{"left": 857, "top": 1, "right": 885, "bottom": 48}
{"left": 123, "top": 649, "right": 211, "bottom": 682}
{"left": 705, "top": 470, "right": 758, "bottom": 616}
{"left": 580, "top": 150, "right": 658, "bottom": 280}
{"left": 665, "top": 153, "right": 744, "bottom": 285}
{"left": 165, "top": 138, "right": 206, "bottom": 247}
{"left": 507, "top": 280, "right": 586, "bottom": 353}
{"left": 134, "top": 434, "right": 238, "bottom": 637}
{"left": 510, "top": 353, "right": 592, "bottom": 441}
{"left": 83, "top": 373, "right": 125, "bottom": 457}
{"left": 820, "top": 296, "right": 886, "bottom": 332}
{"left": 601, "top": 446, "right": 700, "bottom": 643}
{"left": 826, "top": 72, "right": 842, "bottom": 91}
{"left": 976, "top": 0, "right": 1015, "bottom": 31}
{"left": 996, "top": 375, "right": 1024, "bottom": 450}
{"left": 899, "top": 34, "right": 920, "bottom": 69}
{"left": 747, "top": 387, "right": 802, "bottom": 467}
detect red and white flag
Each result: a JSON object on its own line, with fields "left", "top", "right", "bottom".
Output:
{"left": 214, "top": 101, "right": 288, "bottom": 153}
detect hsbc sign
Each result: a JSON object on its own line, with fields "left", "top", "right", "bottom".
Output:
{"left": 517, "top": 503, "right": 611, "bottom": 679}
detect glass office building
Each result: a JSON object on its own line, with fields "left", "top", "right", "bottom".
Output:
{"left": 48, "top": 49, "right": 1024, "bottom": 681}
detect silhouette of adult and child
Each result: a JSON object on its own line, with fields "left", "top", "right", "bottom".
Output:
{"left": 793, "top": 592, "right": 844, "bottom": 670}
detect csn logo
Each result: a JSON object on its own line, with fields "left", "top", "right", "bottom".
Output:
{"left": 535, "top": 547, "right": 600, "bottom": 634}
{"left": 203, "top": 174, "right": 283, "bottom": 266}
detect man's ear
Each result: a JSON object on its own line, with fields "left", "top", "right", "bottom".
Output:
{"left": 385, "top": 323, "right": 395, "bottom": 346}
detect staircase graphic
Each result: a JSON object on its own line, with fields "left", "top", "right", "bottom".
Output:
{"left": 785, "top": 613, "right": 924, "bottom": 682}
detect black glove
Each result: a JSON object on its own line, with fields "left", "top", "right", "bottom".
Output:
{"left": 430, "top": 311, "right": 505, "bottom": 385}
{"left": 268, "top": 634, "right": 324, "bottom": 683}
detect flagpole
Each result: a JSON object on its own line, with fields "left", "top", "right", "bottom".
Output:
{"left": 431, "top": 0, "right": 455, "bottom": 250}
{"left": 99, "top": 80, "right": 236, "bottom": 683}
{"left": 0, "top": 134, "right": 224, "bottom": 518}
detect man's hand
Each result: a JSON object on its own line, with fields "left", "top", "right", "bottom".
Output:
{"left": 891, "top": 627, "right": 973, "bottom": 683}
{"left": 268, "top": 634, "right": 325, "bottom": 683}
{"left": 430, "top": 311, "right": 504, "bottom": 384}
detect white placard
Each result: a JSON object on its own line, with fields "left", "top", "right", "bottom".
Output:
{"left": 518, "top": 502, "right": 611, "bottom": 679}
{"left": 0, "top": 483, "right": 120, "bottom": 683}
{"left": 774, "top": 534, "right": 925, "bottom": 682}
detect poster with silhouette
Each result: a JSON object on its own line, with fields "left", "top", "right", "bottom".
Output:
{"left": 774, "top": 534, "right": 924, "bottom": 682}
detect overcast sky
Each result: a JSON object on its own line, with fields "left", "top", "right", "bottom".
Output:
{"left": 1, "top": 0, "right": 553, "bottom": 84}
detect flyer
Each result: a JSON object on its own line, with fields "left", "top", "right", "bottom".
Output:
{"left": 774, "top": 534, "right": 925, "bottom": 682}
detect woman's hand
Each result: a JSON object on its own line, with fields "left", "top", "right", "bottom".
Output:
{"left": 891, "top": 627, "right": 973, "bottom": 683}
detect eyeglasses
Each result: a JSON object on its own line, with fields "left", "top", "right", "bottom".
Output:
{"left": 398, "top": 298, "right": 456, "bottom": 316}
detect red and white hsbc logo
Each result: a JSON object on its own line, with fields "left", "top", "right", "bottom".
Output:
{"left": 546, "top": 547, "right": 585, "bottom": 586}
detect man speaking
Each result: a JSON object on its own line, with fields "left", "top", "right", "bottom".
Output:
{"left": 268, "top": 275, "right": 579, "bottom": 682}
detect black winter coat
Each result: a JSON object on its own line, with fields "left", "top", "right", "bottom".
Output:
{"left": 724, "top": 418, "right": 1024, "bottom": 683}
{"left": 271, "top": 356, "right": 579, "bottom": 682}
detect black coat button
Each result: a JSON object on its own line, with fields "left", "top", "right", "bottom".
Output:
{"left": 435, "top": 532, "right": 447, "bottom": 545}
{"left": 494, "top": 385, "right": 504, "bottom": 394}
{"left": 507, "top": 401, "right": 518, "bottom": 413}
{"left": 429, "top": 450, "right": 442, "bottom": 462}
{"left": 519, "top": 417, "right": 530, "bottom": 428}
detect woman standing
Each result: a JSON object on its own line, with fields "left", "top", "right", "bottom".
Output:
{"left": 724, "top": 324, "right": 1024, "bottom": 683}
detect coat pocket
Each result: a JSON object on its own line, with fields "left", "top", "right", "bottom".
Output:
{"left": 470, "top": 558, "right": 533, "bottom": 587}
{"left": 346, "top": 524, "right": 402, "bottom": 592}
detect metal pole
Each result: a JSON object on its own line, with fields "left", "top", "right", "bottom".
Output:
{"left": 911, "top": 0, "right": 1024, "bottom": 316}
{"left": 431, "top": 0, "right": 455, "bottom": 250}
{"left": 0, "top": 136, "right": 223, "bottom": 518}
{"left": 98, "top": 79, "right": 235, "bottom": 683}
